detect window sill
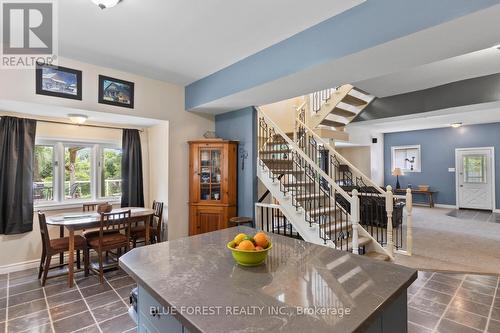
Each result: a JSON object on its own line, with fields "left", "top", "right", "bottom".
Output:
{"left": 34, "top": 200, "right": 121, "bottom": 212}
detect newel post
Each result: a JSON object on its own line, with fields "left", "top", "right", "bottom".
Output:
{"left": 406, "top": 188, "right": 413, "bottom": 256}
{"left": 385, "top": 185, "right": 394, "bottom": 257}
{"left": 351, "top": 189, "right": 360, "bottom": 255}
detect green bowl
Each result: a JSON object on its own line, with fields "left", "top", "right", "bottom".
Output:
{"left": 227, "top": 240, "right": 272, "bottom": 266}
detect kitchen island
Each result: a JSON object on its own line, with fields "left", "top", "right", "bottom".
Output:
{"left": 120, "top": 227, "right": 417, "bottom": 333}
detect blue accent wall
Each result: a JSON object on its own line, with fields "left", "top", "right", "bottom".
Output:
{"left": 384, "top": 123, "right": 500, "bottom": 208}
{"left": 186, "top": 0, "right": 500, "bottom": 109}
{"left": 215, "top": 107, "right": 257, "bottom": 218}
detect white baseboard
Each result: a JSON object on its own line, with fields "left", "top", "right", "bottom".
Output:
{"left": 434, "top": 204, "right": 457, "bottom": 209}
{"left": 0, "top": 259, "right": 39, "bottom": 274}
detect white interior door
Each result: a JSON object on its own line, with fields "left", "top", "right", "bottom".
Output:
{"left": 456, "top": 148, "right": 494, "bottom": 210}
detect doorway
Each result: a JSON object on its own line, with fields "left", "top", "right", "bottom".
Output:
{"left": 455, "top": 147, "right": 495, "bottom": 211}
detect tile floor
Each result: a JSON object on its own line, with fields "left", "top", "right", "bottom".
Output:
{"left": 408, "top": 271, "right": 500, "bottom": 333}
{"left": 1, "top": 267, "right": 499, "bottom": 332}
{"left": 446, "top": 209, "right": 500, "bottom": 224}
{"left": 0, "top": 268, "right": 136, "bottom": 333}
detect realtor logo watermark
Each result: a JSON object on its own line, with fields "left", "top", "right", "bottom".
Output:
{"left": 1, "top": 0, "right": 58, "bottom": 68}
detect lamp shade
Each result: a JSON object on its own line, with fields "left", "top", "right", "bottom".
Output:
{"left": 392, "top": 167, "right": 404, "bottom": 176}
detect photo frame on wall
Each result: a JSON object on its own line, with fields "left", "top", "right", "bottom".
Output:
{"left": 36, "top": 64, "right": 82, "bottom": 100}
{"left": 98, "top": 75, "right": 135, "bottom": 109}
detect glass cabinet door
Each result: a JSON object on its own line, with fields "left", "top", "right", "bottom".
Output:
{"left": 199, "top": 148, "right": 222, "bottom": 201}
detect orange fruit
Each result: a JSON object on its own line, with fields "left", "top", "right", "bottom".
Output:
{"left": 237, "top": 240, "right": 255, "bottom": 251}
{"left": 255, "top": 246, "right": 263, "bottom": 251}
{"left": 253, "top": 232, "right": 269, "bottom": 248}
{"left": 233, "top": 233, "right": 247, "bottom": 245}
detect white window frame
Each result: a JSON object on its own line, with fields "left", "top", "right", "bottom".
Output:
{"left": 33, "top": 143, "right": 57, "bottom": 206}
{"left": 391, "top": 145, "right": 421, "bottom": 173}
{"left": 34, "top": 138, "right": 121, "bottom": 209}
{"left": 98, "top": 145, "right": 123, "bottom": 200}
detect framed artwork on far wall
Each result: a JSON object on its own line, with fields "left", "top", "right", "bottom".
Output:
{"left": 98, "top": 75, "right": 135, "bottom": 109}
{"left": 36, "top": 64, "right": 82, "bottom": 100}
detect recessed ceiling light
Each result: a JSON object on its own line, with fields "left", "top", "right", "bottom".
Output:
{"left": 450, "top": 122, "right": 463, "bottom": 128}
{"left": 91, "top": 0, "right": 121, "bottom": 9}
{"left": 68, "top": 114, "right": 88, "bottom": 124}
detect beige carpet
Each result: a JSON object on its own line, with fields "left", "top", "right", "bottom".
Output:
{"left": 393, "top": 207, "right": 500, "bottom": 275}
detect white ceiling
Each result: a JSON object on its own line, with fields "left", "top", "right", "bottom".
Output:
{"left": 347, "top": 101, "right": 500, "bottom": 134}
{"left": 59, "top": 0, "right": 364, "bottom": 85}
{"left": 195, "top": 4, "right": 500, "bottom": 113}
{"left": 0, "top": 100, "right": 163, "bottom": 127}
{"left": 355, "top": 46, "right": 500, "bottom": 98}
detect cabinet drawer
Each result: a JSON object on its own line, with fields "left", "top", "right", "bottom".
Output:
{"left": 138, "top": 286, "right": 183, "bottom": 333}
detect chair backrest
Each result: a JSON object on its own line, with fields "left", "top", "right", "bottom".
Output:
{"left": 152, "top": 201, "right": 164, "bottom": 241}
{"left": 83, "top": 203, "right": 98, "bottom": 212}
{"left": 37, "top": 211, "right": 51, "bottom": 252}
{"left": 152, "top": 201, "right": 164, "bottom": 223}
{"left": 98, "top": 210, "right": 131, "bottom": 246}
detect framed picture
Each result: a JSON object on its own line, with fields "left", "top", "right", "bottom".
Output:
{"left": 36, "top": 65, "right": 82, "bottom": 100}
{"left": 98, "top": 75, "right": 134, "bottom": 109}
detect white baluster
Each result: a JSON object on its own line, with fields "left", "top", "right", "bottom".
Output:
{"left": 351, "top": 189, "right": 360, "bottom": 255}
{"left": 385, "top": 185, "right": 394, "bottom": 257}
{"left": 406, "top": 188, "right": 413, "bottom": 256}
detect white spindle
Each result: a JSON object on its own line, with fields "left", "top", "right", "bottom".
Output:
{"left": 385, "top": 185, "right": 394, "bottom": 257}
{"left": 406, "top": 188, "right": 413, "bottom": 256}
{"left": 351, "top": 189, "right": 360, "bottom": 255}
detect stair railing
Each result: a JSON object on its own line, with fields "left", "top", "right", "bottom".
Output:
{"left": 255, "top": 203, "right": 301, "bottom": 239}
{"left": 257, "top": 107, "right": 358, "bottom": 252}
{"left": 310, "top": 86, "right": 343, "bottom": 113}
{"left": 294, "top": 107, "right": 412, "bottom": 257}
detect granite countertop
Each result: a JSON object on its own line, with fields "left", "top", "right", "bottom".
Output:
{"left": 120, "top": 227, "right": 417, "bottom": 333}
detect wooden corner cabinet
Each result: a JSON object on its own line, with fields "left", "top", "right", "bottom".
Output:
{"left": 188, "top": 140, "right": 238, "bottom": 236}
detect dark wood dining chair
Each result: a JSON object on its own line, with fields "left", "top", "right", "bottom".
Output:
{"left": 37, "top": 212, "right": 89, "bottom": 286}
{"left": 130, "top": 201, "right": 164, "bottom": 247}
{"left": 85, "top": 210, "right": 131, "bottom": 283}
{"left": 83, "top": 203, "right": 99, "bottom": 212}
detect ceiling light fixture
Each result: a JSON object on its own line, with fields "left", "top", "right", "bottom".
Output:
{"left": 91, "top": 0, "right": 121, "bottom": 10}
{"left": 68, "top": 114, "right": 88, "bottom": 124}
{"left": 450, "top": 122, "right": 463, "bottom": 128}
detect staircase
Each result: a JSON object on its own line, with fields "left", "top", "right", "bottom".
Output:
{"left": 306, "top": 85, "right": 373, "bottom": 142}
{"left": 256, "top": 91, "right": 414, "bottom": 261}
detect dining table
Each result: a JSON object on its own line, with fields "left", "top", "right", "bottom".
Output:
{"left": 46, "top": 207, "right": 155, "bottom": 288}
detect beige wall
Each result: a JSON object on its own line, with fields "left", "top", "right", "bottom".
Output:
{"left": 260, "top": 96, "right": 304, "bottom": 133}
{"left": 0, "top": 57, "right": 214, "bottom": 271}
{"left": 336, "top": 146, "right": 372, "bottom": 178}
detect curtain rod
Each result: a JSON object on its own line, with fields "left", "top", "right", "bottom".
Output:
{"left": 35, "top": 119, "right": 145, "bottom": 132}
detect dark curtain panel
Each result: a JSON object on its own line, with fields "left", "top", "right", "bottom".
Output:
{"left": 0, "top": 116, "right": 37, "bottom": 234}
{"left": 121, "top": 129, "right": 144, "bottom": 207}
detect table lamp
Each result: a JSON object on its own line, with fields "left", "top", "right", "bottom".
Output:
{"left": 392, "top": 168, "right": 404, "bottom": 189}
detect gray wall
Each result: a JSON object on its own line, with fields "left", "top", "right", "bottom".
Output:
{"left": 384, "top": 123, "right": 500, "bottom": 208}
{"left": 358, "top": 73, "right": 500, "bottom": 122}
{"left": 215, "top": 107, "right": 257, "bottom": 217}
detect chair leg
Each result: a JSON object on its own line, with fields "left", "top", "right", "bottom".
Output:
{"left": 132, "top": 237, "right": 136, "bottom": 248}
{"left": 76, "top": 250, "right": 81, "bottom": 269}
{"left": 38, "top": 249, "right": 46, "bottom": 280}
{"left": 97, "top": 250, "right": 104, "bottom": 284}
{"left": 84, "top": 248, "right": 90, "bottom": 277}
{"left": 41, "top": 254, "right": 51, "bottom": 286}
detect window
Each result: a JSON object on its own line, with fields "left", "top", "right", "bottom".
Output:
{"left": 33, "top": 145, "right": 55, "bottom": 204}
{"left": 101, "top": 147, "right": 122, "bottom": 198}
{"left": 33, "top": 141, "right": 122, "bottom": 207}
{"left": 463, "top": 155, "right": 486, "bottom": 183}
{"left": 64, "top": 146, "right": 92, "bottom": 200}
{"left": 391, "top": 145, "right": 421, "bottom": 172}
